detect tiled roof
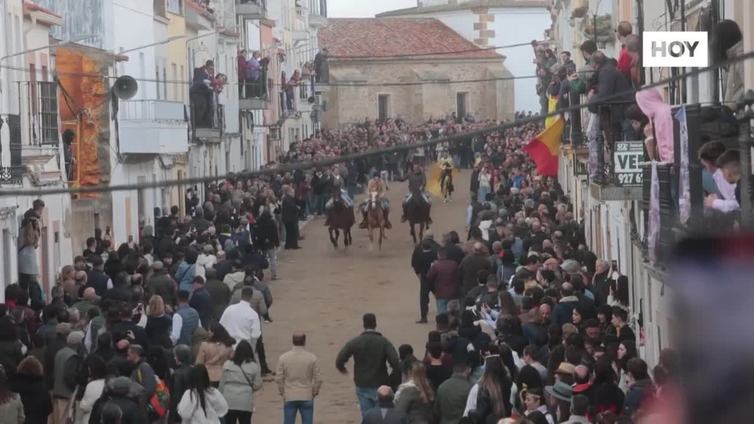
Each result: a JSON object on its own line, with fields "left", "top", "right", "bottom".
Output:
{"left": 319, "top": 18, "right": 503, "bottom": 60}
{"left": 377, "top": 0, "right": 550, "bottom": 17}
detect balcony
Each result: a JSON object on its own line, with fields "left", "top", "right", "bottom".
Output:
{"left": 0, "top": 114, "right": 23, "bottom": 186}
{"left": 586, "top": 101, "right": 644, "bottom": 201}
{"left": 236, "top": 0, "right": 266, "bottom": 19}
{"left": 239, "top": 70, "right": 268, "bottom": 110}
{"left": 186, "top": 0, "right": 214, "bottom": 30}
{"left": 190, "top": 88, "right": 224, "bottom": 142}
{"left": 119, "top": 100, "right": 189, "bottom": 154}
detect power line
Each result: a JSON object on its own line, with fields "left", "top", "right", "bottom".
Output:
{"left": 3, "top": 49, "right": 754, "bottom": 198}
{"left": 0, "top": 64, "right": 536, "bottom": 87}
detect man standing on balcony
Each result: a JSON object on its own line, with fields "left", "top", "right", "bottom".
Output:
{"left": 237, "top": 50, "right": 249, "bottom": 98}
{"left": 247, "top": 51, "right": 262, "bottom": 98}
{"left": 62, "top": 129, "right": 75, "bottom": 181}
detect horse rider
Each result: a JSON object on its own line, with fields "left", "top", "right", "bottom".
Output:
{"left": 359, "top": 172, "right": 392, "bottom": 229}
{"left": 438, "top": 150, "right": 455, "bottom": 201}
{"left": 324, "top": 179, "right": 353, "bottom": 226}
{"left": 401, "top": 163, "right": 432, "bottom": 223}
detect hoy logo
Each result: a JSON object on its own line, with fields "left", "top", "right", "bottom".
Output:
{"left": 643, "top": 31, "right": 708, "bottom": 67}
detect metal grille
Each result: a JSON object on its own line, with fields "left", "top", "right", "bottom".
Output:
{"left": 38, "top": 81, "right": 59, "bottom": 145}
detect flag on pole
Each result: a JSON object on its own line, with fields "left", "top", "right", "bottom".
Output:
{"left": 675, "top": 105, "right": 690, "bottom": 224}
{"left": 523, "top": 115, "right": 565, "bottom": 177}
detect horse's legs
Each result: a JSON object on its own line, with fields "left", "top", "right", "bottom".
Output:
{"left": 410, "top": 222, "right": 416, "bottom": 244}
{"left": 328, "top": 228, "right": 337, "bottom": 248}
{"left": 418, "top": 222, "right": 424, "bottom": 242}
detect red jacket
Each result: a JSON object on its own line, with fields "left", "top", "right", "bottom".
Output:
{"left": 426, "top": 259, "right": 460, "bottom": 300}
{"left": 617, "top": 47, "right": 632, "bottom": 79}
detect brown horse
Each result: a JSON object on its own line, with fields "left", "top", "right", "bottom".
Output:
{"left": 406, "top": 193, "right": 431, "bottom": 244}
{"left": 366, "top": 191, "right": 385, "bottom": 250}
{"left": 326, "top": 195, "right": 355, "bottom": 249}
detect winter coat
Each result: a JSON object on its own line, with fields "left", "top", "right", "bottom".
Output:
{"left": 11, "top": 374, "right": 49, "bottom": 424}
{"left": 219, "top": 360, "right": 263, "bottom": 412}
{"left": 177, "top": 388, "right": 229, "bottom": 423}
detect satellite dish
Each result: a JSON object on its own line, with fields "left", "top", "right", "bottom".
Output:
{"left": 112, "top": 75, "right": 138, "bottom": 100}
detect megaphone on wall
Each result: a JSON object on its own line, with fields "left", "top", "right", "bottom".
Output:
{"left": 112, "top": 75, "right": 138, "bottom": 100}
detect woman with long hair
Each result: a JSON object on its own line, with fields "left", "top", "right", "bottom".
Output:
{"left": 394, "top": 361, "right": 435, "bottom": 424}
{"left": 219, "top": 341, "right": 262, "bottom": 424}
{"left": 614, "top": 340, "right": 637, "bottom": 392}
{"left": 195, "top": 323, "right": 235, "bottom": 387}
{"left": 0, "top": 368, "right": 24, "bottom": 423}
{"left": 12, "top": 357, "right": 49, "bottom": 424}
{"left": 145, "top": 295, "right": 173, "bottom": 348}
{"left": 592, "top": 357, "right": 625, "bottom": 416}
{"left": 472, "top": 355, "right": 512, "bottom": 424}
{"left": 177, "top": 364, "right": 229, "bottom": 423}
{"left": 78, "top": 355, "right": 108, "bottom": 424}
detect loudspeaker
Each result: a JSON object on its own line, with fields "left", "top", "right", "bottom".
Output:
{"left": 112, "top": 75, "right": 138, "bottom": 100}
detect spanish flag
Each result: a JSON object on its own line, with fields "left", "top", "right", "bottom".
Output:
{"left": 523, "top": 98, "right": 564, "bottom": 177}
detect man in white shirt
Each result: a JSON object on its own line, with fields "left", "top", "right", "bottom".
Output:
{"left": 219, "top": 287, "right": 261, "bottom": 347}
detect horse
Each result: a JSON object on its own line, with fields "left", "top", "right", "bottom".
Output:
{"left": 440, "top": 169, "right": 454, "bottom": 202}
{"left": 406, "top": 193, "right": 431, "bottom": 245}
{"left": 325, "top": 196, "right": 355, "bottom": 249}
{"left": 366, "top": 191, "right": 385, "bottom": 250}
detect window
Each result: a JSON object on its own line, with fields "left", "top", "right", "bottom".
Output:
{"left": 378, "top": 94, "right": 390, "bottom": 121}
{"left": 456, "top": 92, "right": 468, "bottom": 119}
{"left": 154, "top": 0, "right": 167, "bottom": 18}
{"left": 39, "top": 82, "right": 59, "bottom": 144}
{"left": 167, "top": 0, "right": 182, "bottom": 14}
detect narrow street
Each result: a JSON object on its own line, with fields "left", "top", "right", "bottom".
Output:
{"left": 254, "top": 171, "right": 471, "bottom": 423}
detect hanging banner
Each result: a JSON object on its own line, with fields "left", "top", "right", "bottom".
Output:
{"left": 649, "top": 161, "right": 660, "bottom": 263}
{"left": 675, "top": 105, "right": 690, "bottom": 224}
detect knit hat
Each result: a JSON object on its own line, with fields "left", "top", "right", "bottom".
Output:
{"left": 152, "top": 261, "right": 164, "bottom": 271}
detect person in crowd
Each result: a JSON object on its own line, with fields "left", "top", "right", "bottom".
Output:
{"left": 173, "top": 290, "right": 201, "bottom": 346}
{"left": 459, "top": 242, "right": 491, "bottom": 298}
{"left": 145, "top": 295, "right": 173, "bottom": 347}
{"left": 220, "top": 340, "right": 263, "bottom": 424}
{"left": 169, "top": 345, "right": 194, "bottom": 423}
{"left": 281, "top": 186, "right": 301, "bottom": 249}
{"left": 336, "top": 313, "right": 400, "bottom": 417}
{"left": 0, "top": 368, "right": 25, "bottom": 424}
{"left": 220, "top": 287, "right": 261, "bottom": 348}
{"left": 411, "top": 236, "right": 438, "bottom": 324}
{"left": 78, "top": 355, "right": 108, "bottom": 424}
{"left": 623, "top": 358, "right": 655, "bottom": 418}
{"left": 615, "top": 21, "right": 633, "bottom": 79}
{"left": 190, "top": 277, "right": 214, "bottom": 328}
{"left": 394, "top": 360, "right": 434, "bottom": 423}
{"left": 195, "top": 323, "right": 235, "bottom": 387}
{"left": 177, "top": 364, "right": 229, "bottom": 423}
{"left": 471, "top": 354, "right": 513, "bottom": 423}
{"left": 276, "top": 333, "right": 322, "bottom": 424}
{"left": 435, "top": 360, "right": 472, "bottom": 424}
{"left": 426, "top": 248, "right": 460, "bottom": 316}
{"left": 51, "top": 330, "right": 84, "bottom": 424}
{"left": 362, "top": 385, "right": 408, "bottom": 424}
{"left": 12, "top": 356, "right": 49, "bottom": 424}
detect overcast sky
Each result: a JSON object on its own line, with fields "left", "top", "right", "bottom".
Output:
{"left": 328, "top": 0, "right": 417, "bottom": 18}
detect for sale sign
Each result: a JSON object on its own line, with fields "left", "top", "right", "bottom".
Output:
{"left": 614, "top": 140, "right": 643, "bottom": 186}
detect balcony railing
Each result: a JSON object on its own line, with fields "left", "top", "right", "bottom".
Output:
{"left": 586, "top": 101, "right": 644, "bottom": 201}
{"left": 0, "top": 114, "right": 23, "bottom": 185}
{"left": 639, "top": 103, "right": 744, "bottom": 266}
{"left": 236, "top": 0, "right": 266, "bottom": 18}
{"left": 190, "top": 87, "right": 224, "bottom": 141}
{"left": 119, "top": 99, "right": 189, "bottom": 154}
{"left": 239, "top": 69, "right": 268, "bottom": 110}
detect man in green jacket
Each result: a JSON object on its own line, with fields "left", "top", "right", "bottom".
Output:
{"left": 336, "top": 313, "right": 400, "bottom": 418}
{"left": 435, "top": 362, "right": 472, "bottom": 424}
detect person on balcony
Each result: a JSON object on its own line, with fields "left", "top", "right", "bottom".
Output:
{"left": 237, "top": 50, "right": 249, "bottom": 98}
{"left": 713, "top": 20, "right": 744, "bottom": 105}
{"left": 286, "top": 70, "right": 301, "bottom": 112}
{"left": 314, "top": 48, "right": 329, "bottom": 83}
{"left": 191, "top": 60, "right": 215, "bottom": 128}
{"left": 704, "top": 148, "right": 741, "bottom": 214}
{"left": 62, "top": 129, "right": 75, "bottom": 182}
{"left": 587, "top": 51, "right": 634, "bottom": 183}
{"left": 247, "top": 51, "right": 262, "bottom": 98}
{"left": 615, "top": 21, "right": 633, "bottom": 81}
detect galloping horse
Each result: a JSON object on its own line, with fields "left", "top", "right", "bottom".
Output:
{"left": 406, "top": 193, "right": 431, "bottom": 244}
{"left": 325, "top": 195, "right": 355, "bottom": 249}
{"left": 366, "top": 191, "right": 385, "bottom": 250}
{"left": 440, "top": 169, "right": 454, "bottom": 202}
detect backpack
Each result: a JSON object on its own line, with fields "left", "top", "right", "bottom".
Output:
{"left": 138, "top": 368, "right": 170, "bottom": 419}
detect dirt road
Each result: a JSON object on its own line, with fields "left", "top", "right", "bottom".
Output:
{"left": 253, "top": 171, "right": 470, "bottom": 423}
